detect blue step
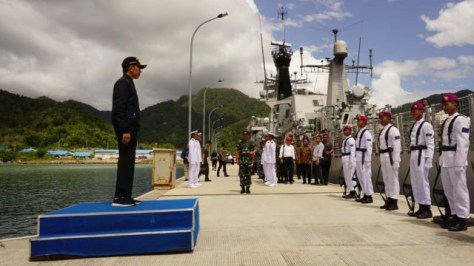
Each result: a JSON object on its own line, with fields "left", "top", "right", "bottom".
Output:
{"left": 30, "top": 199, "right": 199, "bottom": 260}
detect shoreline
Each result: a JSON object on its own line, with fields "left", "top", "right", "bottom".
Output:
{"left": 1, "top": 159, "right": 153, "bottom": 165}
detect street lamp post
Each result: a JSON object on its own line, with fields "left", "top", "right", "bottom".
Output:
{"left": 210, "top": 118, "right": 223, "bottom": 143}
{"left": 203, "top": 79, "right": 223, "bottom": 142}
{"left": 213, "top": 126, "right": 223, "bottom": 151}
{"left": 188, "top": 13, "right": 228, "bottom": 139}
{"left": 208, "top": 106, "right": 222, "bottom": 140}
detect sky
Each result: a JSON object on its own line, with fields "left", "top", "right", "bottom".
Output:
{"left": 0, "top": 0, "right": 473, "bottom": 110}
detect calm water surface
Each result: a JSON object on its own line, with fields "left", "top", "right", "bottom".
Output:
{"left": 0, "top": 164, "right": 152, "bottom": 239}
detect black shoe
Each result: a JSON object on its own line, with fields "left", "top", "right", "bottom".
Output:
{"left": 385, "top": 199, "right": 398, "bottom": 211}
{"left": 343, "top": 191, "right": 356, "bottom": 199}
{"left": 205, "top": 179, "right": 212, "bottom": 182}
{"left": 416, "top": 210, "right": 433, "bottom": 219}
{"left": 361, "top": 195, "right": 373, "bottom": 204}
{"left": 355, "top": 195, "right": 366, "bottom": 202}
{"left": 245, "top": 186, "right": 251, "bottom": 194}
{"left": 112, "top": 197, "right": 135, "bottom": 207}
{"left": 303, "top": 181, "right": 307, "bottom": 184}
{"left": 240, "top": 186, "right": 245, "bottom": 194}
{"left": 408, "top": 207, "right": 422, "bottom": 217}
{"left": 380, "top": 200, "right": 389, "bottom": 209}
{"left": 448, "top": 218, "right": 467, "bottom": 232}
{"left": 440, "top": 216, "right": 456, "bottom": 229}
{"left": 225, "top": 175, "right": 230, "bottom": 177}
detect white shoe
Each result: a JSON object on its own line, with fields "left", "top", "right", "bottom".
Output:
{"left": 268, "top": 183, "right": 276, "bottom": 187}
{"left": 264, "top": 181, "right": 270, "bottom": 185}
{"left": 188, "top": 184, "right": 197, "bottom": 188}
{"left": 195, "top": 183, "right": 202, "bottom": 187}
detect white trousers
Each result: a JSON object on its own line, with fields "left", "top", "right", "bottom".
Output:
{"left": 381, "top": 161, "right": 400, "bottom": 199}
{"left": 441, "top": 166, "right": 470, "bottom": 218}
{"left": 356, "top": 162, "right": 373, "bottom": 196}
{"left": 263, "top": 163, "right": 277, "bottom": 185}
{"left": 188, "top": 163, "right": 200, "bottom": 185}
{"left": 342, "top": 161, "right": 355, "bottom": 191}
{"left": 409, "top": 159, "right": 431, "bottom": 205}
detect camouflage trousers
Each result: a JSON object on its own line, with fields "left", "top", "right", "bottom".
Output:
{"left": 239, "top": 165, "right": 252, "bottom": 187}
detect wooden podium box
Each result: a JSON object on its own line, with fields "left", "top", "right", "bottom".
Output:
{"left": 152, "top": 148, "right": 176, "bottom": 190}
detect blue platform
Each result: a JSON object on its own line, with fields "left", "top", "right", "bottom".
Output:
{"left": 30, "top": 198, "right": 199, "bottom": 260}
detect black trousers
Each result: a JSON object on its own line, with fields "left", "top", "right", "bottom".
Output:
{"left": 321, "top": 159, "right": 331, "bottom": 184}
{"left": 300, "top": 163, "right": 311, "bottom": 183}
{"left": 282, "top": 157, "right": 294, "bottom": 182}
{"left": 312, "top": 162, "right": 323, "bottom": 184}
{"left": 217, "top": 160, "right": 227, "bottom": 176}
{"left": 114, "top": 130, "right": 137, "bottom": 199}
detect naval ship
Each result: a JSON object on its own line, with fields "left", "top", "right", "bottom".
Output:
{"left": 249, "top": 9, "right": 474, "bottom": 215}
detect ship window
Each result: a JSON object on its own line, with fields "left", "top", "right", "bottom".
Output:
{"left": 313, "top": 100, "right": 319, "bottom": 106}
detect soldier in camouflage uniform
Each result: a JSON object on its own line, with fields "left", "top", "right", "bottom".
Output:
{"left": 235, "top": 130, "right": 256, "bottom": 194}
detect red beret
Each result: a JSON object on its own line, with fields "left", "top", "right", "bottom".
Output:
{"left": 378, "top": 111, "right": 392, "bottom": 118}
{"left": 343, "top": 124, "right": 353, "bottom": 130}
{"left": 285, "top": 136, "right": 292, "bottom": 142}
{"left": 356, "top": 115, "right": 368, "bottom": 122}
{"left": 442, "top": 93, "right": 459, "bottom": 103}
{"left": 411, "top": 102, "right": 424, "bottom": 111}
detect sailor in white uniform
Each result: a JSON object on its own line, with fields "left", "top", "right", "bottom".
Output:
{"left": 188, "top": 131, "right": 202, "bottom": 188}
{"left": 439, "top": 93, "right": 470, "bottom": 232}
{"left": 262, "top": 132, "right": 277, "bottom": 187}
{"left": 408, "top": 102, "right": 435, "bottom": 219}
{"left": 341, "top": 124, "right": 357, "bottom": 199}
{"left": 354, "top": 115, "right": 374, "bottom": 204}
{"left": 378, "top": 111, "right": 402, "bottom": 211}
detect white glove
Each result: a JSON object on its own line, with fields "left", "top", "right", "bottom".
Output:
{"left": 424, "top": 158, "right": 432, "bottom": 169}
{"left": 392, "top": 162, "right": 400, "bottom": 168}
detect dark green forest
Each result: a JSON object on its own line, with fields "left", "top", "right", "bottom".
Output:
{"left": 0, "top": 88, "right": 270, "bottom": 153}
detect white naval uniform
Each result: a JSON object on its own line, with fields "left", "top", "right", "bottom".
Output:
{"left": 409, "top": 118, "right": 434, "bottom": 205}
{"left": 439, "top": 112, "right": 470, "bottom": 219}
{"left": 188, "top": 138, "right": 202, "bottom": 186}
{"left": 262, "top": 140, "right": 277, "bottom": 185}
{"left": 341, "top": 135, "right": 356, "bottom": 191}
{"left": 378, "top": 123, "right": 401, "bottom": 199}
{"left": 355, "top": 127, "right": 374, "bottom": 196}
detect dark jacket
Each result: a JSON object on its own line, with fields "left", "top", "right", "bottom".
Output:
{"left": 112, "top": 75, "right": 140, "bottom": 133}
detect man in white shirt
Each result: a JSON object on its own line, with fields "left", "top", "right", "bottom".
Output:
{"left": 378, "top": 111, "right": 402, "bottom": 211}
{"left": 355, "top": 115, "right": 374, "bottom": 204}
{"left": 262, "top": 132, "right": 277, "bottom": 186}
{"left": 312, "top": 134, "right": 324, "bottom": 185}
{"left": 188, "top": 131, "right": 202, "bottom": 188}
{"left": 341, "top": 124, "right": 357, "bottom": 198}
{"left": 439, "top": 93, "right": 470, "bottom": 232}
{"left": 279, "top": 135, "right": 296, "bottom": 184}
{"left": 408, "top": 102, "right": 435, "bottom": 219}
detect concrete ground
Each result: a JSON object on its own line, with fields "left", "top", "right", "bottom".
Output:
{"left": 1, "top": 163, "right": 474, "bottom": 266}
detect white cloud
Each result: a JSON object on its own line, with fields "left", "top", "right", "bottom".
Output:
{"left": 421, "top": 0, "right": 474, "bottom": 47}
{"left": 0, "top": 0, "right": 294, "bottom": 110}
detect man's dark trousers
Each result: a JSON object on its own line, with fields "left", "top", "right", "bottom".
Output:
{"left": 114, "top": 130, "right": 138, "bottom": 199}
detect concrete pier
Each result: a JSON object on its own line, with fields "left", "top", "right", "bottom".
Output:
{"left": 1, "top": 163, "right": 473, "bottom": 265}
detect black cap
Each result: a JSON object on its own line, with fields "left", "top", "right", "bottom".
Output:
{"left": 122, "top": 57, "right": 147, "bottom": 72}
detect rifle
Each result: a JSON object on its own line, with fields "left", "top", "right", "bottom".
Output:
{"left": 402, "top": 168, "right": 415, "bottom": 215}
{"left": 375, "top": 164, "right": 386, "bottom": 202}
{"left": 432, "top": 162, "right": 449, "bottom": 219}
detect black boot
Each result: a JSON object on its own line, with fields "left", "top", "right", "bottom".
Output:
{"left": 240, "top": 186, "right": 245, "bottom": 194}
{"left": 205, "top": 177, "right": 212, "bottom": 182}
{"left": 386, "top": 198, "right": 398, "bottom": 211}
{"left": 408, "top": 204, "right": 422, "bottom": 217}
{"left": 355, "top": 194, "right": 366, "bottom": 202}
{"left": 448, "top": 217, "right": 467, "bottom": 232}
{"left": 361, "top": 195, "right": 373, "bottom": 204}
{"left": 380, "top": 199, "right": 389, "bottom": 209}
{"left": 416, "top": 204, "right": 433, "bottom": 219}
{"left": 343, "top": 191, "right": 356, "bottom": 199}
{"left": 245, "top": 186, "right": 251, "bottom": 194}
{"left": 440, "top": 215, "right": 456, "bottom": 229}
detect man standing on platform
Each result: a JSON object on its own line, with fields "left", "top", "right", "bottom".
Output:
{"left": 188, "top": 131, "right": 202, "bottom": 188}
{"left": 299, "top": 138, "right": 313, "bottom": 185}
{"left": 235, "top": 131, "right": 256, "bottom": 194}
{"left": 408, "top": 102, "right": 435, "bottom": 219}
{"left": 355, "top": 115, "right": 374, "bottom": 204}
{"left": 341, "top": 124, "right": 357, "bottom": 199}
{"left": 262, "top": 132, "right": 277, "bottom": 187}
{"left": 377, "top": 111, "right": 402, "bottom": 211}
{"left": 112, "top": 56, "right": 147, "bottom": 207}
{"left": 439, "top": 93, "right": 470, "bottom": 232}
{"left": 311, "top": 134, "right": 324, "bottom": 185}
